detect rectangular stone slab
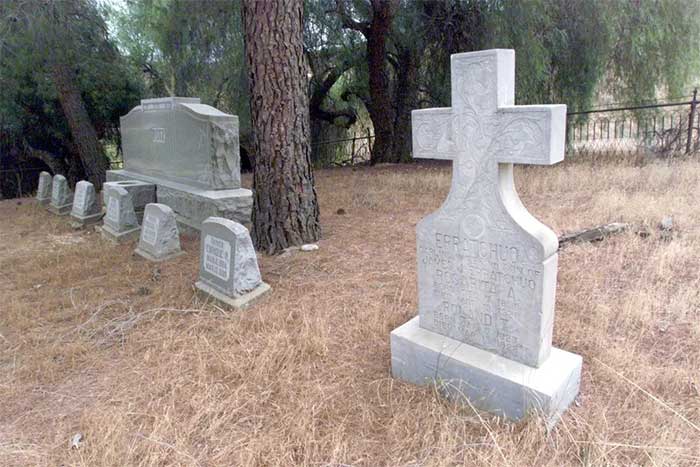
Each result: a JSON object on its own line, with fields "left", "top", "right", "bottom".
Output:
{"left": 106, "top": 170, "right": 252, "bottom": 231}
{"left": 391, "top": 316, "right": 581, "bottom": 427}
{"left": 120, "top": 97, "right": 241, "bottom": 190}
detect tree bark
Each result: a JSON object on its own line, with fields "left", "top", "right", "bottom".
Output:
{"left": 242, "top": 0, "right": 321, "bottom": 254}
{"left": 391, "top": 46, "right": 419, "bottom": 162}
{"left": 336, "top": 0, "right": 398, "bottom": 165}
{"left": 51, "top": 63, "right": 109, "bottom": 189}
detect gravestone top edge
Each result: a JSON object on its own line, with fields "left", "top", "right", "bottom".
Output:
{"left": 141, "top": 97, "right": 201, "bottom": 105}
{"left": 202, "top": 216, "right": 248, "bottom": 235}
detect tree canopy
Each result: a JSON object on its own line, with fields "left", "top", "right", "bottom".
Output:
{"left": 1, "top": 0, "right": 698, "bottom": 196}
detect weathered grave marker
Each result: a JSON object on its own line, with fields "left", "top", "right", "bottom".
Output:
{"left": 134, "top": 203, "right": 184, "bottom": 261}
{"left": 390, "top": 49, "right": 581, "bottom": 426}
{"left": 101, "top": 185, "right": 140, "bottom": 243}
{"left": 195, "top": 217, "right": 270, "bottom": 309}
{"left": 70, "top": 181, "right": 102, "bottom": 227}
{"left": 107, "top": 97, "right": 252, "bottom": 231}
{"left": 36, "top": 171, "right": 52, "bottom": 206}
{"left": 48, "top": 174, "right": 73, "bottom": 215}
{"left": 103, "top": 180, "right": 155, "bottom": 223}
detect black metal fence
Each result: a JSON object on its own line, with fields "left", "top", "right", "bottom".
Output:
{"left": 566, "top": 90, "right": 699, "bottom": 159}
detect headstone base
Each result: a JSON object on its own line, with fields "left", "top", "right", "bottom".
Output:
{"left": 195, "top": 280, "right": 271, "bottom": 310}
{"left": 37, "top": 197, "right": 50, "bottom": 206}
{"left": 48, "top": 203, "right": 72, "bottom": 215}
{"left": 134, "top": 247, "right": 185, "bottom": 263}
{"left": 70, "top": 212, "right": 104, "bottom": 229}
{"left": 99, "top": 225, "right": 141, "bottom": 244}
{"left": 107, "top": 170, "right": 252, "bottom": 231}
{"left": 390, "top": 317, "right": 582, "bottom": 428}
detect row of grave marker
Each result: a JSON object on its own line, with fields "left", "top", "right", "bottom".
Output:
{"left": 36, "top": 171, "right": 270, "bottom": 310}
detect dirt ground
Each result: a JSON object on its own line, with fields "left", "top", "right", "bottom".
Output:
{"left": 1, "top": 158, "right": 699, "bottom": 466}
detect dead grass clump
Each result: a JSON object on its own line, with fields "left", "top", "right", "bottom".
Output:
{"left": 1, "top": 158, "right": 699, "bottom": 466}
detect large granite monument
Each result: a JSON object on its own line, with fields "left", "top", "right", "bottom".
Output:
{"left": 107, "top": 97, "right": 252, "bottom": 231}
{"left": 195, "top": 217, "right": 270, "bottom": 310}
{"left": 134, "top": 203, "right": 184, "bottom": 262}
{"left": 390, "top": 49, "right": 581, "bottom": 426}
{"left": 36, "top": 171, "right": 52, "bottom": 206}
{"left": 70, "top": 181, "right": 102, "bottom": 227}
{"left": 48, "top": 175, "right": 73, "bottom": 215}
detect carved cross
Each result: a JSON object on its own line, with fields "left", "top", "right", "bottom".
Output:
{"left": 412, "top": 49, "right": 566, "bottom": 368}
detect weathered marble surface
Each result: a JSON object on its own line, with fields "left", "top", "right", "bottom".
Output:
{"left": 108, "top": 96, "right": 251, "bottom": 231}
{"left": 195, "top": 217, "right": 270, "bottom": 309}
{"left": 48, "top": 175, "right": 73, "bottom": 215}
{"left": 36, "top": 172, "right": 52, "bottom": 206}
{"left": 70, "top": 181, "right": 102, "bottom": 227}
{"left": 101, "top": 185, "right": 140, "bottom": 243}
{"left": 391, "top": 317, "right": 582, "bottom": 427}
{"left": 390, "top": 49, "right": 581, "bottom": 425}
{"left": 103, "top": 180, "right": 156, "bottom": 222}
{"left": 120, "top": 97, "right": 241, "bottom": 190}
{"left": 135, "top": 203, "right": 184, "bottom": 261}
{"left": 106, "top": 171, "right": 252, "bottom": 232}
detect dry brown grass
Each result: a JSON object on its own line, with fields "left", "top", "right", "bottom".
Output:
{"left": 1, "top": 157, "right": 699, "bottom": 466}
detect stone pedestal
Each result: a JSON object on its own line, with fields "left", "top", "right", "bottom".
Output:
{"left": 195, "top": 280, "right": 271, "bottom": 310}
{"left": 391, "top": 317, "right": 581, "bottom": 426}
{"left": 100, "top": 224, "right": 141, "bottom": 244}
{"left": 107, "top": 170, "right": 252, "bottom": 231}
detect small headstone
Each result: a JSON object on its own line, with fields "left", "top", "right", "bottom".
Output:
{"left": 134, "top": 203, "right": 184, "bottom": 262}
{"left": 36, "top": 171, "right": 52, "bottom": 206}
{"left": 48, "top": 174, "right": 73, "bottom": 215}
{"left": 70, "top": 181, "right": 102, "bottom": 228}
{"left": 100, "top": 185, "right": 140, "bottom": 243}
{"left": 195, "top": 217, "right": 271, "bottom": 310}
{"left": 103, "top": 180, "right": 156, "bottom": 223}
{"left": 390, "top": 49, "right": 581, "bottom": 427}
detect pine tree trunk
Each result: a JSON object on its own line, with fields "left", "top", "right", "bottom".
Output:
{"left": 391, "top": 47, "right": 419, "bottom": 162}
{"left": 242, "top": 0, "right": 321, "bottom": 254}
{"left": 51, "top": 63, "right": 109, "bottom": 189}
{"left": 366, "top": 0, "right": 396, "bottom": 165}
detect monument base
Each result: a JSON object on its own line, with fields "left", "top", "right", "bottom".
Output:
{"left": 390, "top": 317, "right": 582, "bottom": 428}
{"left": 99, "top": 225, "right": 141, "bottom": 244}
{"left": 195, "top": 280, "right": 271, "bottom": 310}
{"left": 37, "top": 198, "right": 50, "bottom": 206}
{"left": 134, "top": 248, "right": 185, "bottom": 263}
{"left": 70, "top": 212, "right": 103, "bottom": 229}
{"left": 107, "top": 170, "right": 252, "bottom": 232}
{"left": 48, "top": 203, "right": 72, "bottom": 215}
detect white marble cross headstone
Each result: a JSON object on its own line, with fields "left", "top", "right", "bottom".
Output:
{"left": 412, "top": 49, "right": 566, "bottom": 368}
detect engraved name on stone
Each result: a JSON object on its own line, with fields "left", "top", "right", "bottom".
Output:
{"left": 74, "top": 186, "right": 87, "bottom": 211}
{"left": 203, "top": 235, "right": 230, "bottom": 281}
{"left": 141, "top": 216, "right": 159, "bottom": 245}
{"left": 151, "top": 128, "right": 166, "bottom": 143}
{"left": 51, "top": 180, "right": 61, "bottom": 200}
{"left": 106, "top": 197, "right": 120, "bottom": 224}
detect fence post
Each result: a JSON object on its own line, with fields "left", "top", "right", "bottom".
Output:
{"left": 686, "top": 88, "right": 698, "bottom": 154}
{"left": 366, "top": 128, "right": 372, "bottom": 160}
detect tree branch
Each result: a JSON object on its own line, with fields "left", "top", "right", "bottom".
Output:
{"left": 335, "top": 0, "right": 370, "bottom": 36}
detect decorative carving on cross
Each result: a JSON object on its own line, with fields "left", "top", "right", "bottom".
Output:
{"left": 412, "top": 49, "right": 566, "bottom": 368}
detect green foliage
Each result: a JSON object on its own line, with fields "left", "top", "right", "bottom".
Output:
{"left": 108, "top": 0, "right": 250, "bottom": 129}
{"left": 0, "top": 0, "right": 141, "bottom": 156}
